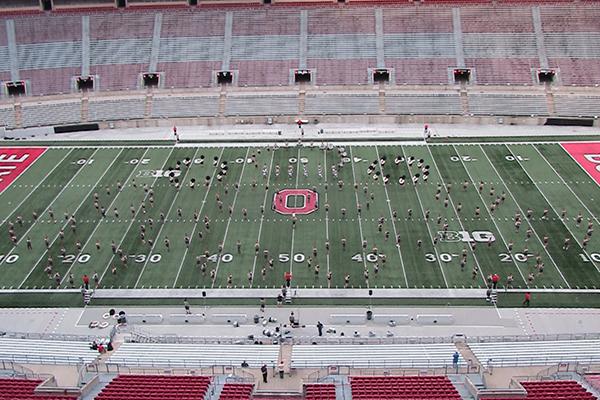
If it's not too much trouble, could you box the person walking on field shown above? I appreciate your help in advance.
[523,292,531,307]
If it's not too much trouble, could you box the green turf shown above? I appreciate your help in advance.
[0,142,599,305]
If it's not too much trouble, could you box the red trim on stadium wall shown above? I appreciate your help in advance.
[273,189,318,215]
[0,147,47,194]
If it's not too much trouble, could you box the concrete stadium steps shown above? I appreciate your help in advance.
[152,95,220,118]
[0,105,16,129]
[224,94,298,116]
[468,93,548,116]
[21,100,81,128]
[0,337,98,365]
[88,97,145,122]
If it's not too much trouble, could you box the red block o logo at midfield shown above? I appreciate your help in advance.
[273,189,318,215]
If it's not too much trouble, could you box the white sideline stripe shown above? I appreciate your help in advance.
[249,149,275,288]
[211,147,251,288]
[287,147,301,280]
[508,145,600,275]
[374,145,409,288]
[398,145,448,288]
[424,144,487,283]
[173,148,225,288]
[61,148,151,285]
[348,146,368,273]
[452,144,527,285]
[98,147,176,284]
[478,144,571,288]
[19,148,114,287]
[135,148,200,288]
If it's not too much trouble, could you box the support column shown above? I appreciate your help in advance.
[452,8,465,68]
[149,13,162,72]
[222,12,233,71]
[299,10,308,70]
[6,20,20,81]
[532,7,549,69]
[81,16,90,76]
[375,9,385,69]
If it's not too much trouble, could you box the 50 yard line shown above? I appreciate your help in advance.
[286,147,302,282]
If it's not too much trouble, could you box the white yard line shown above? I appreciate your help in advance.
[18,148,107,287]
[398,145,449,288]
[98,147,176,284]
[173,148,225,288]
[249,149,275,288]
[348,146,369,273]
[374,145,409,288]
[135,148,200,288]
[60,148,150,286]
[478,144,571,288]
[1,149,72,226]
[423,144,487,284]
[286,147,302,281]
[507,145,600,275]
[323,148,330,277]
[452,144,527,285]
[211,147,251,288]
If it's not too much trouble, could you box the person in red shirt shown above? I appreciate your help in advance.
[491,273,500,289]
[523,292,531,307]
[82,274,90,290]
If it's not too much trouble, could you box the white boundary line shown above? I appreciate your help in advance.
[135,147,200,288]
[348,146,369,275]
[374,145,409,288]
[60,148,151,286]
[508,145,600,275]
[97,147,176,285]
[173,147,225,288]
[453,144,527,285]
[211,147,251,288]
[286,147,302,282]
[1,149,73,226]
[478,144,571,288]
[249,149,275,288]
[18,148,108,287]
[397,145,449,288]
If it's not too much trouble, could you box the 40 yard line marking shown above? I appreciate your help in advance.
[479,144,571,288]
[249,149,275,288]
[348,146,368,273]
[374,145,409,288]
[98,147,176,285]
[18,148,107,287]
[1,149,73,227]
[135,147,200,288]
[211,147,251,288]
[61,148,150,286]
[173,147,225,288]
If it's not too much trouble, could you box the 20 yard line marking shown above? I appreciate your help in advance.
[61,148,150,286]
[211,147,251,288]
[374,145,409,288]
[135,147,200,288]
[173,147,225,288]
[479,144,571,287]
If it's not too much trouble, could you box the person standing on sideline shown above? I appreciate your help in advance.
[261,364,268,383]
[523,292,531,307]
[184,298,191,314]
[82,274,89,290]
[317,321,324,336]
[492,273,500,289]
[453,351,460,369]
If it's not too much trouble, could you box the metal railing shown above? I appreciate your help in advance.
[0,330,113,342]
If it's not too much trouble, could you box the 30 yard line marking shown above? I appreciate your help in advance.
[249,149,275,288]
[348,146,368,273]
[98,147,176,284]
[211,147,251,288]
[1,149,73,227]
[374,145,409,288]
[287,147,301,282]
[508,145,600,275]
[18,148,107,286]
[453,145,527,285]
[61,148,150,286]
[398,145,448,288]
[479,144,571,288]
[173,147,225,288]
[135,147,200,287]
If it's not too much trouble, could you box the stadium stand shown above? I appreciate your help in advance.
[481,380,597,400]
[0,105,16,129]
[385,93,461,115]
[291,343,458,368]
[468,93,548,116]
[225,93,297,116]
[219,382,254,400]
[108,343,279,368]
[95,374,212,400]
[350,375,462,400]
[21,100,81,128]
[0,337,98,365]
[0,377,78,400]
[554,95,600,117]
[304,383,336,400]
[304,93,379,115]
[151,95,220,118]
[468,339,600,367]
[88,97,145,122]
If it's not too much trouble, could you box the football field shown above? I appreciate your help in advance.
[0,141,599,293]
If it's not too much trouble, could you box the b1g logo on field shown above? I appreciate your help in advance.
[273,189,318,215]
[437,230,496,243]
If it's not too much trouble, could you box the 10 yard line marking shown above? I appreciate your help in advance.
[1,148,71,227]
[135,147,200,288]
[479,144,571,288]
[249,149,275,288]
[173,147,225,288]
[397,145,449,288]
[18,148,107,287]
[98,147,176,285]
[287,147,302,281]
[374,145,409,288]
[61,148,150,286]
[453,144,527,286]
[348,146,368,273]
[211,147,251,288]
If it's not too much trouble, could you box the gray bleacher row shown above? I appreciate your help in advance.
[0,337,98,365]
[468,94,549,116]
[89,98,145,122]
